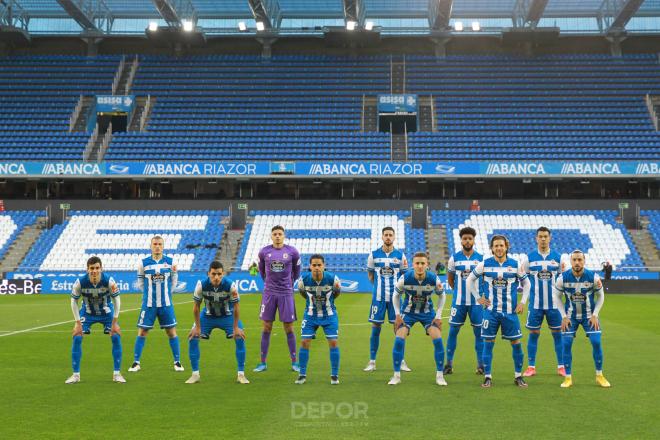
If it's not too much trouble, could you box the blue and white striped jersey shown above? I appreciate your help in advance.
[555,269,604,320]
[471,257,527,314]
[367,248,408,302]
[395,270,444,315]
[193,277,239,318]
[521,250,564,310]
[447,250,483,306]
[298,271,341,318]
[137,255,177,308]
[71,273,119,316]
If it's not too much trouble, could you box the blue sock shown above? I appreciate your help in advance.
[189,337,200,372]
[330,346,340,377]
[235,338,246,372]
[473,325,484,367]
[589,333,603,371]
[111,334,122,371]
[392,336,405,372]
[134,335,146,363]
[552,331,563,366]
[169,336,180,363]
[369,326,381,361]
[512,342,524,374]
[527,332,540,366]
[446,325,459,364]
[562,334,574,375]
[433,337,445,372]
[299,347,309,376]
[482,340,495,376]
[72,335,83,373]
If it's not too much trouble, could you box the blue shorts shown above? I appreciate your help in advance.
[562,317,602,336]
[369,299,396,324]
[137,305,177,330]
[301,314,339,340]
[80,309,113,333]
[481,309,522,340]
[449,304,483,327]
[401,312,437,334]
[526,308,563,330]
[195,314,243,339]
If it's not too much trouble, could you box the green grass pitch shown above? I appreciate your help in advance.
[1,293,659,439]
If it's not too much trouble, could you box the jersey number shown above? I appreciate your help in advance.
[139,310,145,325]
[301,319,307,329]
[370,305,378,319]
[450,307,457,317]
[482,319,489,329]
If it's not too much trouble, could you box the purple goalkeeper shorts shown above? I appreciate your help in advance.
[259,294,297,323]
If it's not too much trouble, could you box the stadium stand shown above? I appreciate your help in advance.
[641,210,660,250]
[430,210,644,271]
[238,210,425,271]
[1,54,658,160]
[105,55,391,160]
[0,211,42,262]
[0,55,119,160]
[18,210,227,272]
[407,54,660,160]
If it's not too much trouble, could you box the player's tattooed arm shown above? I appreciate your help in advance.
[297,279,307,299]
[333,275,341,298]
[446,256,455,289]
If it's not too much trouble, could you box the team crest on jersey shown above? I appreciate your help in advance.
[392,258,400,264]
[380,266,395,276]
[492,277,508,289]
[270,261,285,272]
[571,292,586,303]
[538,270,553,280]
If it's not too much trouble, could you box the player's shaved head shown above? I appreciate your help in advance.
[570,250,585,275]
[150,235,165,259]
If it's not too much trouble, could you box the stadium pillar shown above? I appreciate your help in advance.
[606,34,625,57]
[430,37,450,58]
[257,37,277,59]
[83,37,102,57]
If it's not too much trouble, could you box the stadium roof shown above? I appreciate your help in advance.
[0,0,659,37]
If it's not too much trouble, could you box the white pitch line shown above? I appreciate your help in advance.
[0,313,450,336]
[0,300,194,338]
